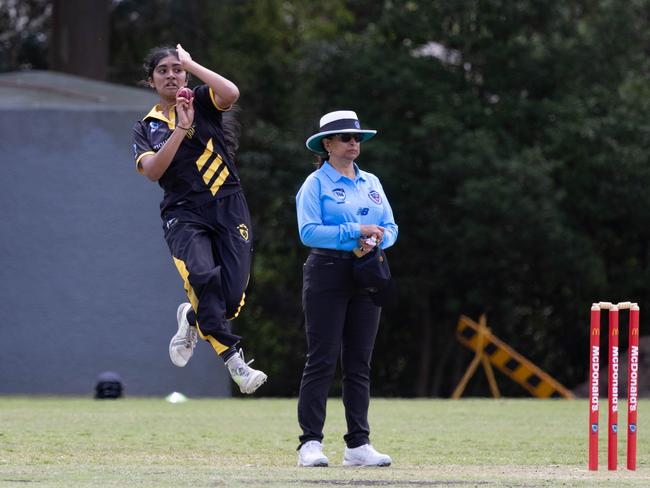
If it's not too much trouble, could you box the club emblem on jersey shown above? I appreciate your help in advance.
[368,190,382,205]
[332,188,346,201]
[183,126,195,138]
[237,224,249,242]
[149,120,162,131]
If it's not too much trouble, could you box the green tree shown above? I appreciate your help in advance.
[0,0,51,71]
[7,0,650,397]
[304,0,650,396]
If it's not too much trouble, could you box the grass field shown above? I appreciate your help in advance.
[0,397,648,487]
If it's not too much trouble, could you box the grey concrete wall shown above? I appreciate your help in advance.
[0,108,230,397]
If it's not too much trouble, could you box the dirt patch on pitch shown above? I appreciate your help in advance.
[228,464,649,487]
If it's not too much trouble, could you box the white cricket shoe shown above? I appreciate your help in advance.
[225,348,267,394]
[169,303,198,367]
[298,440,329,467]
[343,444,392,467]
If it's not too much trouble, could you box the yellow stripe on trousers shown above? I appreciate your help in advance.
[172,256,229,355]
[228,293,246,320]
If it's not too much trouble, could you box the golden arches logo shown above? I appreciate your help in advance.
[632,328,640,336]
[592,328,600,336]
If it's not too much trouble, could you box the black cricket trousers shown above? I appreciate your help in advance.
[298,251,381,449]
[162,191,253,355]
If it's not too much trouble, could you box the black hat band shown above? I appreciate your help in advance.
[319,118,362,132]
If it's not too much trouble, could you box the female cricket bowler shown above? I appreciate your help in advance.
[132,44,266,394]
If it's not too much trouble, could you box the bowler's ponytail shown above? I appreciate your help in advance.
[222,105,241,163]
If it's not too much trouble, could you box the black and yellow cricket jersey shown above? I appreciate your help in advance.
[132,84,241,214]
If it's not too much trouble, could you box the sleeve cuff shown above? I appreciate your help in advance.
[136,151,155,174]
[351,222,361,239]
[209,87,232,111]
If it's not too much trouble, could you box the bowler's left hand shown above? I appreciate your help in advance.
[176,43,193,69]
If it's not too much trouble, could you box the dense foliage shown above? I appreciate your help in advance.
[4,0,650,397]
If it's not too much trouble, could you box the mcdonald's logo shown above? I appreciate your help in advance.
[592,328,600,336]
[632,328,639,336]
[611,329,619,336]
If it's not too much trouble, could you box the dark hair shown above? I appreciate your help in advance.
[222,105,241,163]
[314,139,329,168]
[140,46,237,159]
[315,155,326,169]
[140,46,190,86]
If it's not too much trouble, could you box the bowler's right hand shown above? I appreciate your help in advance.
[175,88,194,128]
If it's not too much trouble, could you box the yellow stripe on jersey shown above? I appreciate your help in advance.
[169,110,177,130]
[194,137,231,196]
[202,154,223,186]
[210,164,230,196]
[196,138,214,171]
[172,256,229,355]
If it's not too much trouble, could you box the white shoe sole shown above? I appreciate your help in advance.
[298,460,329,467]
[239,372,268,394]
[169,338,191,367]
[169,303,194,367]
[342,459,391,467]
[176,302,191,324]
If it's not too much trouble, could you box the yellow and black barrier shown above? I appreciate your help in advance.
[452,314,575,399]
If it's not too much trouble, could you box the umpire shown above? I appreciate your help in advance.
[295,110,398,467]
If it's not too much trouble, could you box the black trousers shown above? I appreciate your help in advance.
[297,252,381,449]
[162,191,253,355]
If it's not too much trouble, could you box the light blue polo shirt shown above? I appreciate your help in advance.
[296,161,398,251]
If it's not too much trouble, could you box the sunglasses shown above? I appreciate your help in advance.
[333,133,363,143]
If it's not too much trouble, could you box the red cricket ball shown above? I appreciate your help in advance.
[177,87,193,100]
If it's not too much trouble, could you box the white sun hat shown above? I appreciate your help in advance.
[305,110,377,154]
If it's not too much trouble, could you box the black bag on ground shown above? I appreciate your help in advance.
[94,371,124,399]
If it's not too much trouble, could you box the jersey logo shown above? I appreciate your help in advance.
[237,224,250,242]
[153,137,169,151]
[332,188,346,201]
[357,208,369,216]
[183,126,195,139]
[149,120,162,131]
[368,190,382,205]
[165,217,178,230]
